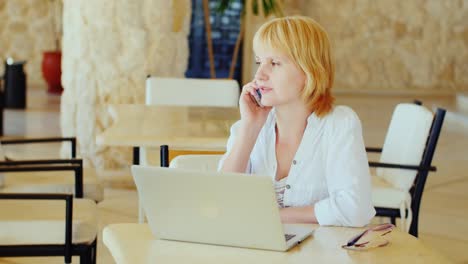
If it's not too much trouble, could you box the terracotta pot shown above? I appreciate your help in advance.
[41,51,63,94]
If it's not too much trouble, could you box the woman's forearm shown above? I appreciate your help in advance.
[280,206,318,224]
[220,122,262,173]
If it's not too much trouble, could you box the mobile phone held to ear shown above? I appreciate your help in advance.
[252,89,264,108]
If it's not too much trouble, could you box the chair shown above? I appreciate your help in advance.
[0,189,98,264]
[169,154,223,171]
[0,138,99,262]
[145,76,240,107]
[139,76,240,166]
[0,137,104,202]
[369,103,446,237]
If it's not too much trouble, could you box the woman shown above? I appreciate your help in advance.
[218,16,375,227]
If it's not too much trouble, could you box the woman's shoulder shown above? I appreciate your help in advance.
[321,105,362,130]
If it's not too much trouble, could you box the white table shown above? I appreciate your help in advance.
[103,223,450,264]
[96,104,239,150]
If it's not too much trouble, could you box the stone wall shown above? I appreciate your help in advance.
[0,0,61,88]
[298,0,468,92]
[2,0,467,93]
[61,0,191,169]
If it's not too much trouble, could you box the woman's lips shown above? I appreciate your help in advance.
[260,87,273,93]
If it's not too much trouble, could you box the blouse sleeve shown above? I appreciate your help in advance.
[217,120,252,173]
[314,108,375,227]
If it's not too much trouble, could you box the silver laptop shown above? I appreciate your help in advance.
[131,165,314,251]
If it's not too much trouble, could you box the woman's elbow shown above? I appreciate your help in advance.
[344,204,376,227]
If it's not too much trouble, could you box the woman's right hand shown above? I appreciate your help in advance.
[239,80,272,128]
[220,81,271,173]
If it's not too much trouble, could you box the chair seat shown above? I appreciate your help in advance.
[169,154,222,171]
[0,198,97,245]
[0,168,103,202]
[371,175,411,209]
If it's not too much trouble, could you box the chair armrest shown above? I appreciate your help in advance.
[0,137,77,158]
[369,161,436,172]
[374,206,408,218]
[0,159,84,198]
[0,193,73,259]
[366,147,383,153]
[0,158,82,166]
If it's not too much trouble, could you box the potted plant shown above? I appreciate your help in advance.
[203,0,283,80]
[41,0,63,94]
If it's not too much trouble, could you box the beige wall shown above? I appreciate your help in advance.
[0,0,61,88]
[294,0,468,92]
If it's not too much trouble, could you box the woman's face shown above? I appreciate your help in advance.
[254,46,306,108]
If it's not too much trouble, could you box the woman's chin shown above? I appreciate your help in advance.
[259,96,273,107]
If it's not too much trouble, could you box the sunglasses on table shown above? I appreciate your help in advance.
[342,224,395,251]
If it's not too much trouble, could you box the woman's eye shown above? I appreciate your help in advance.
[255,61,261,65]
[272,61,280,66]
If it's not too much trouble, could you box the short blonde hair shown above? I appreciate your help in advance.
[253,16,335,117]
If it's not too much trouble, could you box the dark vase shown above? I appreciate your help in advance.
[41,51,63,94]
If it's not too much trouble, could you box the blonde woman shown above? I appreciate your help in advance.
[219,16,375,227]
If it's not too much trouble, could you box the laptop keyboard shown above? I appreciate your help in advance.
[285,234,296,242]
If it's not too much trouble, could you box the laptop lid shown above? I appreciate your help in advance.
[132,165,304,251]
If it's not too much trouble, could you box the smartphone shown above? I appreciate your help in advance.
[252,89,264,108]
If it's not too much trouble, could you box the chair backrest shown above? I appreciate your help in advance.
[169,154,222,171]
[376,104,434,190]
[410,107,445,233]
[142,77,238,165]
[145,77,240,107]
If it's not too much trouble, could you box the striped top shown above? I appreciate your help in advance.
[275,177,288,208]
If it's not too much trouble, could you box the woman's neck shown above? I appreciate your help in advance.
[275,103,312,143]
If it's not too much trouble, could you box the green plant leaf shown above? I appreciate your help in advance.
[216,0,232,13]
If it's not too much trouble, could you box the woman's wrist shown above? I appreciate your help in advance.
[238,119,264,135]
[220,121,261,173]
[280,206,318,224]
[236,123,262,149]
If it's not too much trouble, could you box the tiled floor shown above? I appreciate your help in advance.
[1,89,467,263]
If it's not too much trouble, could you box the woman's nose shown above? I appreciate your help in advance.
[254,64,268,81]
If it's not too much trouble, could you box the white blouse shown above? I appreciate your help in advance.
[218,106,375,227]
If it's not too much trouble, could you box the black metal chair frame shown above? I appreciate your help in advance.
[367,107,446,237]
[0,137,97,263]
[131,145,169,167]
[0,193,97,264]
[0,137,83,198]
